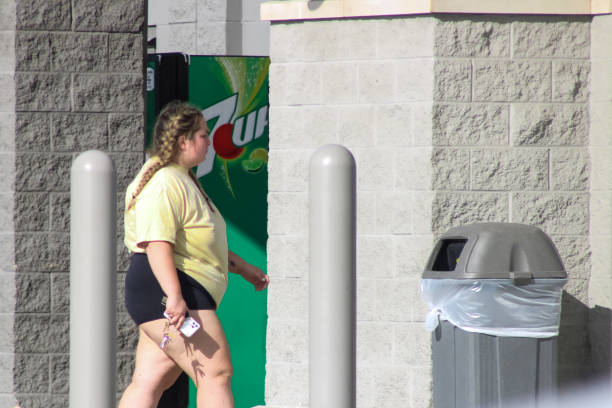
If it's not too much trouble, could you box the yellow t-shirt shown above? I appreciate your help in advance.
[124,157,228,306]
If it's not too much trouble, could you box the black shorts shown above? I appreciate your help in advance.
[125,253,217,325]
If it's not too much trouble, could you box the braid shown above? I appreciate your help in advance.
[127,100,203,211]
[126,159,165,210]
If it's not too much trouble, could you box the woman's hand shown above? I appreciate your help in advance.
[240,263,270,291]
[228,250,269,291]
[164,294,188,329]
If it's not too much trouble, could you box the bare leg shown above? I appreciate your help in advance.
[118,328,182,408]
[139,310,234,408]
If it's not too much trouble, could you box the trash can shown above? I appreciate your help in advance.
[420,223,567,408]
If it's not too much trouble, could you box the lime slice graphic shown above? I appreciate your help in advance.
[242,158,265,173]
[249,148,268,163]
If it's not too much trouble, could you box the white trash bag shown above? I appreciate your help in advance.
[420,278,566,338]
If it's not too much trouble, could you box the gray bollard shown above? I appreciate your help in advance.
[70,150,117,408]
[309,144,356,408]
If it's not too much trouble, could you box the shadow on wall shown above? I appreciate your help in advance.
[558,292,611,387]
[588,305,612,375]
[308,1,324,11]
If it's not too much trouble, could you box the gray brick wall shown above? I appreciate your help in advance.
[149,0,270,56]
[267,17,436,408]
[5,0,146,406]
[267,12,609,407]
[432,14,594,384]
[0,0,17,406]
[588,13,612,377]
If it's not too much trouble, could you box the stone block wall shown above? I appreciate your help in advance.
[149,0,270,56]
[267,17,436,408]
[589,13,612,376]
[150,0,217,54]
[0,0,17,407]
[227,0,270,56]
[267,13,610,407]
[432,15,594,384]
[2,0,146,406]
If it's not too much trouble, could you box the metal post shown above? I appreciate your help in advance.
[70,150,117,408]
[309,144,357,407]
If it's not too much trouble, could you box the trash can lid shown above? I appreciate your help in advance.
[422,223,566,280]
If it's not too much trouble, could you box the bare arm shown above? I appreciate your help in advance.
[228,250,269,291]
[144,241,188,328]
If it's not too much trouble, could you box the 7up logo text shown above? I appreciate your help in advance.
[197,93,269,178]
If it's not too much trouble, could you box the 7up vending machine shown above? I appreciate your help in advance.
[147,55,269,408]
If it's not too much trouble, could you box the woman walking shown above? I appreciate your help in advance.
[118,101,269,408]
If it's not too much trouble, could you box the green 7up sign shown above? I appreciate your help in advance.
[197,93,269,179]
[188,56,269,408]
[146,54,269,408]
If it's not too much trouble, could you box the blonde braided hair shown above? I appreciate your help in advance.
[127,101,203,211]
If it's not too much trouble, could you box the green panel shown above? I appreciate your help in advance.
[188,56,270,408]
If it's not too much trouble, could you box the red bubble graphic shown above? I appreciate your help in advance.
[213,123,244,160]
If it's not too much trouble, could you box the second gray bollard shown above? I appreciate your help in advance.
[309,144,356,408]
[70,150,117,408]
